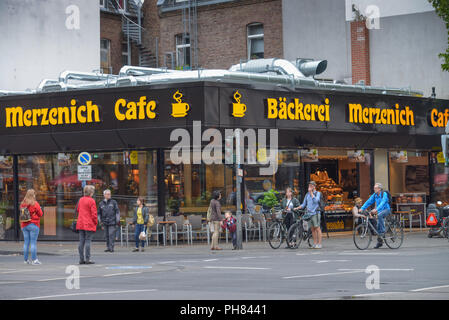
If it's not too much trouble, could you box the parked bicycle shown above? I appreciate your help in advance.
[267,209,293,249]
[353,211,404,250]
[287,210,313,249]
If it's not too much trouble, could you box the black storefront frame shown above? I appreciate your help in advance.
[0,80,447,240]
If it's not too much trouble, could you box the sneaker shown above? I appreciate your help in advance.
[374,242,383,249]
[315,244,322,249]
[24,260,31,265]
[310,244,316,249]
[79,260,86,265]
[140,248,145,252]
[31,259,42,265]
[132,248,139,252]
[104,249,111,252]
[85,260,95,265]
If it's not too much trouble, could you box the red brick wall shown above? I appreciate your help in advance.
[100,11,139,74]
[146,0,283,69]
[350,20,370,85]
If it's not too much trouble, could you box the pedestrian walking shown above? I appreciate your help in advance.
[98,189,120,253]
[281,187,301,248]
[20,189,43,265]
[299,181,323,249]
[209,190,223,251]
[129,197,149,252]
[76,185,98,264]
[360,183,391,249]
[221,211,237,250]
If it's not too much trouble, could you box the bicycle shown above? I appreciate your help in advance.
[267,209,293,249]
[287,210,313,249]
[353,211,404,250]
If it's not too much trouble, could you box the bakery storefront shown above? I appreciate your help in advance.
[0,81,447,240]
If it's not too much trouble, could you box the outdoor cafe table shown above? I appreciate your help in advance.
[159,221,176,246]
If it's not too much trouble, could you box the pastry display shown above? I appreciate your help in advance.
[311,170,352,213]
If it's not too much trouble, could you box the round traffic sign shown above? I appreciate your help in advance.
[78,152,92,165]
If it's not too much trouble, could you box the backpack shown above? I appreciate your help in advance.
[19,207,31,223]
[383,191,393,208]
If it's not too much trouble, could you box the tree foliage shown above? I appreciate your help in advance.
[429,0,449,71]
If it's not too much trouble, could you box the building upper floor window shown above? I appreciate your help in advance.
[122,42,130,66]
[175,33,191,69]
[101,39,111,74]
[247,23,264,60]
[100,0,106,9]
[117,0,128,12]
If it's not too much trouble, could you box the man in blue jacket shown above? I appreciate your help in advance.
[360,183,391,249]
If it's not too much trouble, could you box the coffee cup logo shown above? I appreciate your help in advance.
[172,90,190,118]
[232,91,246,118]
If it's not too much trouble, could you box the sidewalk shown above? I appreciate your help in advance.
[0,228,440,256]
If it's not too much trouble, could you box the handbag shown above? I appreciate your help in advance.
[19,207,31,223]
[139,226,147,241]
[147,214,155,227]
[70,200,80,233]
[302,212,313,221]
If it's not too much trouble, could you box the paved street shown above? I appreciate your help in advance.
[0,231,448,300]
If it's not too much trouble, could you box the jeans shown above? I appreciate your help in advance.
[78,230,94,262]
[104,225,116,251]
[377,209,391,235]
[22,224,39,262]
[284,211,295,231]
[230,231,237,248]
[135,224,146,248]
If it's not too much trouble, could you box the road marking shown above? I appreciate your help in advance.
[338,252,398,255]
[0,269,41,274]
[353,291,403,297]
[18,289,157,300]
[158,261,176,264]
[0,281,25,285]
[338,268,414,272]
[314,260,330,263]
[203,266,271,270]
[103,272,142,277]
[105,266,152,270]
[410,284,449,292]
[283,270,364,279]
[241,257,257,259]
[203,259,219,262]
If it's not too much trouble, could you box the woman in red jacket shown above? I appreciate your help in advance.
[76,185,98,265]
[20,189,43,265]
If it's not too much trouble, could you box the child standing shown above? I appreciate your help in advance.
[222,211,237,250]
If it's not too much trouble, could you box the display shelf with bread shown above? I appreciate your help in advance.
[310,171,353,215]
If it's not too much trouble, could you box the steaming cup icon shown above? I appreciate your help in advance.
[232,91,246,117]
[172,90,190,118]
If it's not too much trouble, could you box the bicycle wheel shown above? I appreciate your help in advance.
[442,218,449,239]
[353,224,372,250]
[268,222,283,249]
[287,222,303,249]
[384,220,404,249]
[306,229,313,248]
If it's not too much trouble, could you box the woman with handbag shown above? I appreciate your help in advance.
[20,189,43,265]
[76,185,98,264]
[210,190,223,251]
[129,197,149,252]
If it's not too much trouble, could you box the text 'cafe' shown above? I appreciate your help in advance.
[0,80,447,241]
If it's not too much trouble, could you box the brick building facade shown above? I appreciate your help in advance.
[100,8,139,74]
[143,0,283,70]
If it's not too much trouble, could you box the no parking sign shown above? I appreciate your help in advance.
[78,152,92,165]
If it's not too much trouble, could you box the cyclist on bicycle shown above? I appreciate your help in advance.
[360,183,391,249]
[281,187,301,248]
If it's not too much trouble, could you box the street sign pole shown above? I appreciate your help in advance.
[235,130,243,250]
